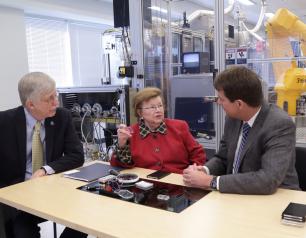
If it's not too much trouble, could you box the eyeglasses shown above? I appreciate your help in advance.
[140,105,164,111]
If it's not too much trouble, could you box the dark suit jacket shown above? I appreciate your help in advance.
[0,106,84,188]
[206,102,300,194]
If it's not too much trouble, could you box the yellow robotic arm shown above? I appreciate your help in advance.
[266,8,306,115]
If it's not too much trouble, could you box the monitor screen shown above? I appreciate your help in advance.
[175,97,215,136]
[183,53,200,68]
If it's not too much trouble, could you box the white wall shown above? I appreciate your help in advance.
[70,23,110,86]
[0,6,28,110]
[0,0,114,110]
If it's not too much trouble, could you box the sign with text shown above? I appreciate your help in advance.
[236,48,248,64]
[225,48,236,65]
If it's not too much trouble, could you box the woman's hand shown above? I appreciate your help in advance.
[117,124,133,148]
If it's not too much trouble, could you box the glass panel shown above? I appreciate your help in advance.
[167,1,217,152]
[172,32,180,75]
[101,30,129,85]
[194,37,203,52]
[78,178,210,213]
[142,0,169,90]
[141,1,223,153]
[223,1,306,146]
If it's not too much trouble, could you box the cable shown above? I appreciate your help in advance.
[81,110,91,144]
[240,0,266,41]
[92,103,103,117]
[187,0,235,23]
[93,120,105,154]
[122,26,131,64]
[125,27,131,48]
[112,89,121,107]
[241,0,266,34]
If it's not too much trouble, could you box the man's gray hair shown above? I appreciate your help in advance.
[18,72,56,106]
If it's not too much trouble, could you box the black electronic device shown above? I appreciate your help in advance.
[228,24,235,39]
[182,52,209,74]
[182,11,190,28]
[147,170,170,180]
[113,0,130,28]
[282,202,306,222]
[118,66,134,78]
[175,97,215,137]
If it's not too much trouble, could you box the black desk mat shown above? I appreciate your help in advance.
[78,178,210,213]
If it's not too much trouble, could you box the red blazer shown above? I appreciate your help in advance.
[111,119,206,174]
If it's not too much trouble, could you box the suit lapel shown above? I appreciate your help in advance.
[238,102,270,166]
[228,120,242,172]
[45,117,55,163]
[15,107,27,170]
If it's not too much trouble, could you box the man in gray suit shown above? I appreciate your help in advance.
[183,66,300,194]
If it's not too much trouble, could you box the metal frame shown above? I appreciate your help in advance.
[214,0,226,151]
[129,0,145,89]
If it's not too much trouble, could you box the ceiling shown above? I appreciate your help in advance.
[187,0,306,23]
[0,0,305,26]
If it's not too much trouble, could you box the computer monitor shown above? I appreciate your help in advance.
[175,97,215,136]
[182,52,209,74]
[183,53,200,68]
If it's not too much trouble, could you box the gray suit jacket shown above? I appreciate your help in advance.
[206,102,300,194]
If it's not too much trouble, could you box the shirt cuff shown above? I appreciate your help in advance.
[203,166,210,175]
[42,165,55,175]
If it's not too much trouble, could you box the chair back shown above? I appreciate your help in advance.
[295,147,306,191]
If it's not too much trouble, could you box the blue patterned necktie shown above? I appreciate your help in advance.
[233,123,251,174]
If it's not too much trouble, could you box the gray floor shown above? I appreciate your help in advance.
[39,221,95,238]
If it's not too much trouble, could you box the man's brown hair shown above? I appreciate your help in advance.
[214,66,263,107]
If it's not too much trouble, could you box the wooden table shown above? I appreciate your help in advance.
[0,162,306,238]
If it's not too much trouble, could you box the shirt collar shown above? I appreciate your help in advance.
[244,106,261,128]
[24,107,45,129]
[139,120,167,138]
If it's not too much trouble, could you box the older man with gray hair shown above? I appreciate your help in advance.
[0,72,86,237]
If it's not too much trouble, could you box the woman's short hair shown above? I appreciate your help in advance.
[18,72,56,106]
[214,66,263,107]
[133,87,163,117]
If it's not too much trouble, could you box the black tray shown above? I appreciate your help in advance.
[78,178,210,213]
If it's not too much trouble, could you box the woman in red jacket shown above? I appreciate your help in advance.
[110,87,206,174]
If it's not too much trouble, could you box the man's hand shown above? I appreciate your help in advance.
[31,168,46,179]
[185,163,205,172]
[183,165,213,189]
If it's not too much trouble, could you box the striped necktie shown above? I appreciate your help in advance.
[32,121,43,173]
[233,123,251,174]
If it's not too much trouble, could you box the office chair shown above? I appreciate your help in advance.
[53,222,57,238]
[295,147,306,191]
